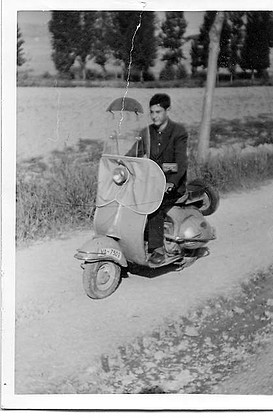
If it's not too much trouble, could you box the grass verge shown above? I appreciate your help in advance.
[188,143,273,193]
[16,139,102,243]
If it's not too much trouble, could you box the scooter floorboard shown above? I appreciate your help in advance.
[148,254,183,269]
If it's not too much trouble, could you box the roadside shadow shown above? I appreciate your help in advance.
[125,247,210,279]
[188,114,273,149]
[127,263,179,279]
[138,385,166,394]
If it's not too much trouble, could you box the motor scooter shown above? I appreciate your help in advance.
[74,97,219,299]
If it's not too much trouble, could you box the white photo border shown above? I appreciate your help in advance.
[2,0,273,411]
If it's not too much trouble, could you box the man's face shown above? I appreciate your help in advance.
[150,104,169,129]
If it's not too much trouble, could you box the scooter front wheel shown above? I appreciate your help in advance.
[82,261,121,299]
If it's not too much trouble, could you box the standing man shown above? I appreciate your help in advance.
[148,93,188,265]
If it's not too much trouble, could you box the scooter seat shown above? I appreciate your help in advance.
[187,183,206,199]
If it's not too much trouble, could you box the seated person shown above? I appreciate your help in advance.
[147,93,188,265]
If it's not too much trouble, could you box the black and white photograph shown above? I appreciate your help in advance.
[2,0,273,411]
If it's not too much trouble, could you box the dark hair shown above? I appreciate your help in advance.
[149,93,171,110]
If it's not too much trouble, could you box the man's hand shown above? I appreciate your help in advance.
[165,182,175,194]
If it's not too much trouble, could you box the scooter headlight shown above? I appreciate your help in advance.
[113,166,128,185]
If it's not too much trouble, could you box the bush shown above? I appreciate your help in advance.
[122,68,155,82]
[176,64,188,79]
[85,68,104,80]
[16,141,103,243]
[159,65,176,81]
[159,64,189,81]
[188,145,273,193]
[191,69,207,80]
[143,70,155,81]
[103,70,120,80]
[124,68,141,82]
[56,70,75,80]
[42,71,53,79]
[17,70,30,80]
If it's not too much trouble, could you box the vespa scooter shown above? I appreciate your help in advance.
[75,97,219,299]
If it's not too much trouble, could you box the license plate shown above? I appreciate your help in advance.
[99,248,122,260]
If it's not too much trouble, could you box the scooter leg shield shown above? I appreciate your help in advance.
[74,235,127,267]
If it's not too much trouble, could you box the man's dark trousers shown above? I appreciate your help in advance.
[148,192,181,252]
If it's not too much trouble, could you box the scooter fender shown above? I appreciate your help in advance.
[74,235,127,267]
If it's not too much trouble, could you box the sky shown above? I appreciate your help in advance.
[18,10,204,75]
[18,10,204,35]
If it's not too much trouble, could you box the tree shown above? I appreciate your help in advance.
[91,12,114,73]
[227,12,244,82]
[107,11,138,79]
[198,11,217,69]
[17,25,25,67]
[197,12,225,164]
[159,11,187,72]
[74,11,114,79]
[240,12,271,79]
[74,12,97,80]
[269,12,273,47]
[190,36,201,77]
[48,12,81,77]
[109,11,157,80]
[49,11,113,79]
[191,11,245,81]
[217,17,232,71]
[131,11,157,80]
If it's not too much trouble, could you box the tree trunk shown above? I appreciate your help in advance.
[101,64,107,79]
[230,72,233,84]
[197,12,225,164]
[191,66,197,78]
[82,64,86,81]
[216,70,219,86]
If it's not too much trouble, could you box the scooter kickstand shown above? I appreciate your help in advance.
[174,260,187,271]
[176,256,198,270]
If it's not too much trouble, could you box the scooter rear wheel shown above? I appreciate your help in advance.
[187,179,220,216]
[83,261,121,299]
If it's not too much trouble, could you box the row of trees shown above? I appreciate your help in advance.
[17,11,186,80]
[47,11,187,80]
[17,25,26,67]
[18,11,273,80]
[191,11,273,80]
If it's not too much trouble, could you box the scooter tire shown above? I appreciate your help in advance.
[188,179,220,216]
[83,261,121,300]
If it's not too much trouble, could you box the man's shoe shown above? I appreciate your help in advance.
[149,247,165,265]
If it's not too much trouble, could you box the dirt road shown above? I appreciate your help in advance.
[15,181,273,394]
[214,339,273,395]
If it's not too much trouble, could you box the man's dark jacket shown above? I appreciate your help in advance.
[149,118,188,196]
